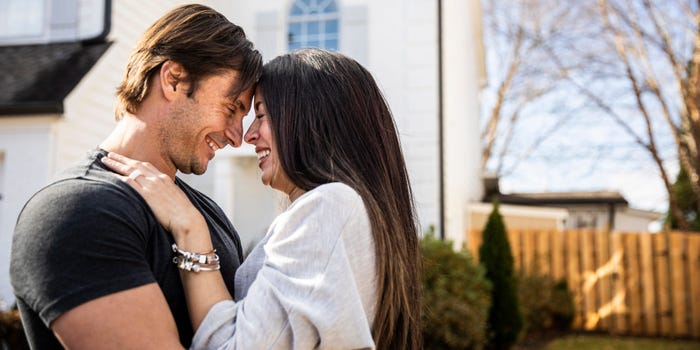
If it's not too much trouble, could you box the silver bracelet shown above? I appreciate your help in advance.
[171,243,220,264]
[173,255,221,272]
[171,243,221,272]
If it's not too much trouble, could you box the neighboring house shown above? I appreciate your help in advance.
[496,191,663,232]
[0,0,486,304]
[469,201,569,232]
[479,177,663,232]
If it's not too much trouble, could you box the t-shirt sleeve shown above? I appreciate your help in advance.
[191,183,376,350]
[10,179,158,327]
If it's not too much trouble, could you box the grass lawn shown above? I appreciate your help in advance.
[541,334,700,350]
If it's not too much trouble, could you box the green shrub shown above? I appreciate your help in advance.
[421,233,492,350]
[517,272,575,334]
[666,166,700,231]
[550,279,575,329]
[479,201,523,350]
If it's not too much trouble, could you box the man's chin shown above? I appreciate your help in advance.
[178,162,208,176]
[192,166,207,175]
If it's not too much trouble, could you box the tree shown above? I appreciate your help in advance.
[546,0,700,230]
[481,0,592,176]
[479,201,523,349]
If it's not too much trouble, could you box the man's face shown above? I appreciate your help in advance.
[160,69,255,175]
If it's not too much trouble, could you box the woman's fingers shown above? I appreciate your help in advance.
[99,151,201,234]
[101,152,158,181]
[100,154,130,176]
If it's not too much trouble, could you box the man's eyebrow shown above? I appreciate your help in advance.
[225,80,244,98]
[225,88,240,99]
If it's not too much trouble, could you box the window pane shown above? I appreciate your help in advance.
[324,19,338,34]
[0,0,109,45]
[0,0,45,39]
[307,21,319,36]
[290,3,305,15]
[289,22,302,36]
[79,0,106,39]
[289,42,302,51]
[325,39,338,51]
[322,0,338,13]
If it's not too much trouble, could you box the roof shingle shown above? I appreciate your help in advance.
[0,41,111,115]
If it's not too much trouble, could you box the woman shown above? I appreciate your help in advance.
[102,48,421,349]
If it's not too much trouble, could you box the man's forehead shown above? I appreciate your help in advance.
[221,70,244,98]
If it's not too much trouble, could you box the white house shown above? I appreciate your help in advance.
[0,0,485,305]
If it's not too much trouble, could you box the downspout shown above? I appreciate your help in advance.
[437,0,445,240]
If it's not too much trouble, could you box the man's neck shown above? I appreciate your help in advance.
[100,113,177,179]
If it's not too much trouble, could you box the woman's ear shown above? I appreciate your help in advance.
[160,60,189,100]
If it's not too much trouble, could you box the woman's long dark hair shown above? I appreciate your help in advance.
[258,48,421,349]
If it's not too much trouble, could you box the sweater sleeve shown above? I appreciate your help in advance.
[191,183,376,350]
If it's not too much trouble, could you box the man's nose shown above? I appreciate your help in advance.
[225,127,242,148]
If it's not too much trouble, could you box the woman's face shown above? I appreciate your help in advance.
[244,88,302,201]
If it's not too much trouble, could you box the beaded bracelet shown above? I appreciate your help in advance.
[171,243,220,272]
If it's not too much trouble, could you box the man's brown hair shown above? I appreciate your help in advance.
[115,4,262,119]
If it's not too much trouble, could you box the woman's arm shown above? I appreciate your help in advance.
[101,152,231,329]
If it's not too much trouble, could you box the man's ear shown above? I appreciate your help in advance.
[160,61,189,100]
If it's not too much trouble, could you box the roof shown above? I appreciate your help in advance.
[0,41,111,115]
[491,191,629,206]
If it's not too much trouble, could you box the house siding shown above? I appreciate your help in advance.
[0,117,57,303]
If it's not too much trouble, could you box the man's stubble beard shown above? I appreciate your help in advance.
[160,100,209,175]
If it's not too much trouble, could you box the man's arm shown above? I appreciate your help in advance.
[52,283,185,350]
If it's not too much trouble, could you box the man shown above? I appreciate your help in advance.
[10,4,262,349]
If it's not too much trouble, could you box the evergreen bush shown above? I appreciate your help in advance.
[479,201,523,350]
[421,232,492,350]
[666,166,700,231]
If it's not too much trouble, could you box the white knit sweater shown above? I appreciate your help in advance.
[191,183,377,350]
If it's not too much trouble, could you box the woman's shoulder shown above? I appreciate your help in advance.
[298,182,361,204]
[276,182,365,231]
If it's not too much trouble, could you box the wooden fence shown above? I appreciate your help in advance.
[467,229,700,339]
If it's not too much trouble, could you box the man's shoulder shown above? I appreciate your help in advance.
[17,160,147,236]
[30,151,137,206]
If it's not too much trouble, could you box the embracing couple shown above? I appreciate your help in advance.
[10,4,421,350]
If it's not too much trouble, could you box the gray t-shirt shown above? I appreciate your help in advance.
[194,182,377,349]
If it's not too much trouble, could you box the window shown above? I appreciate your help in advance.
[288,0,339,51]
[0,0,110,46]
[0,0,45,40]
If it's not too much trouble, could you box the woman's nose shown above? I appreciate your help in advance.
[244,125,257,145]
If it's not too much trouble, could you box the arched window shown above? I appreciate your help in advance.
[288,0,339,51]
